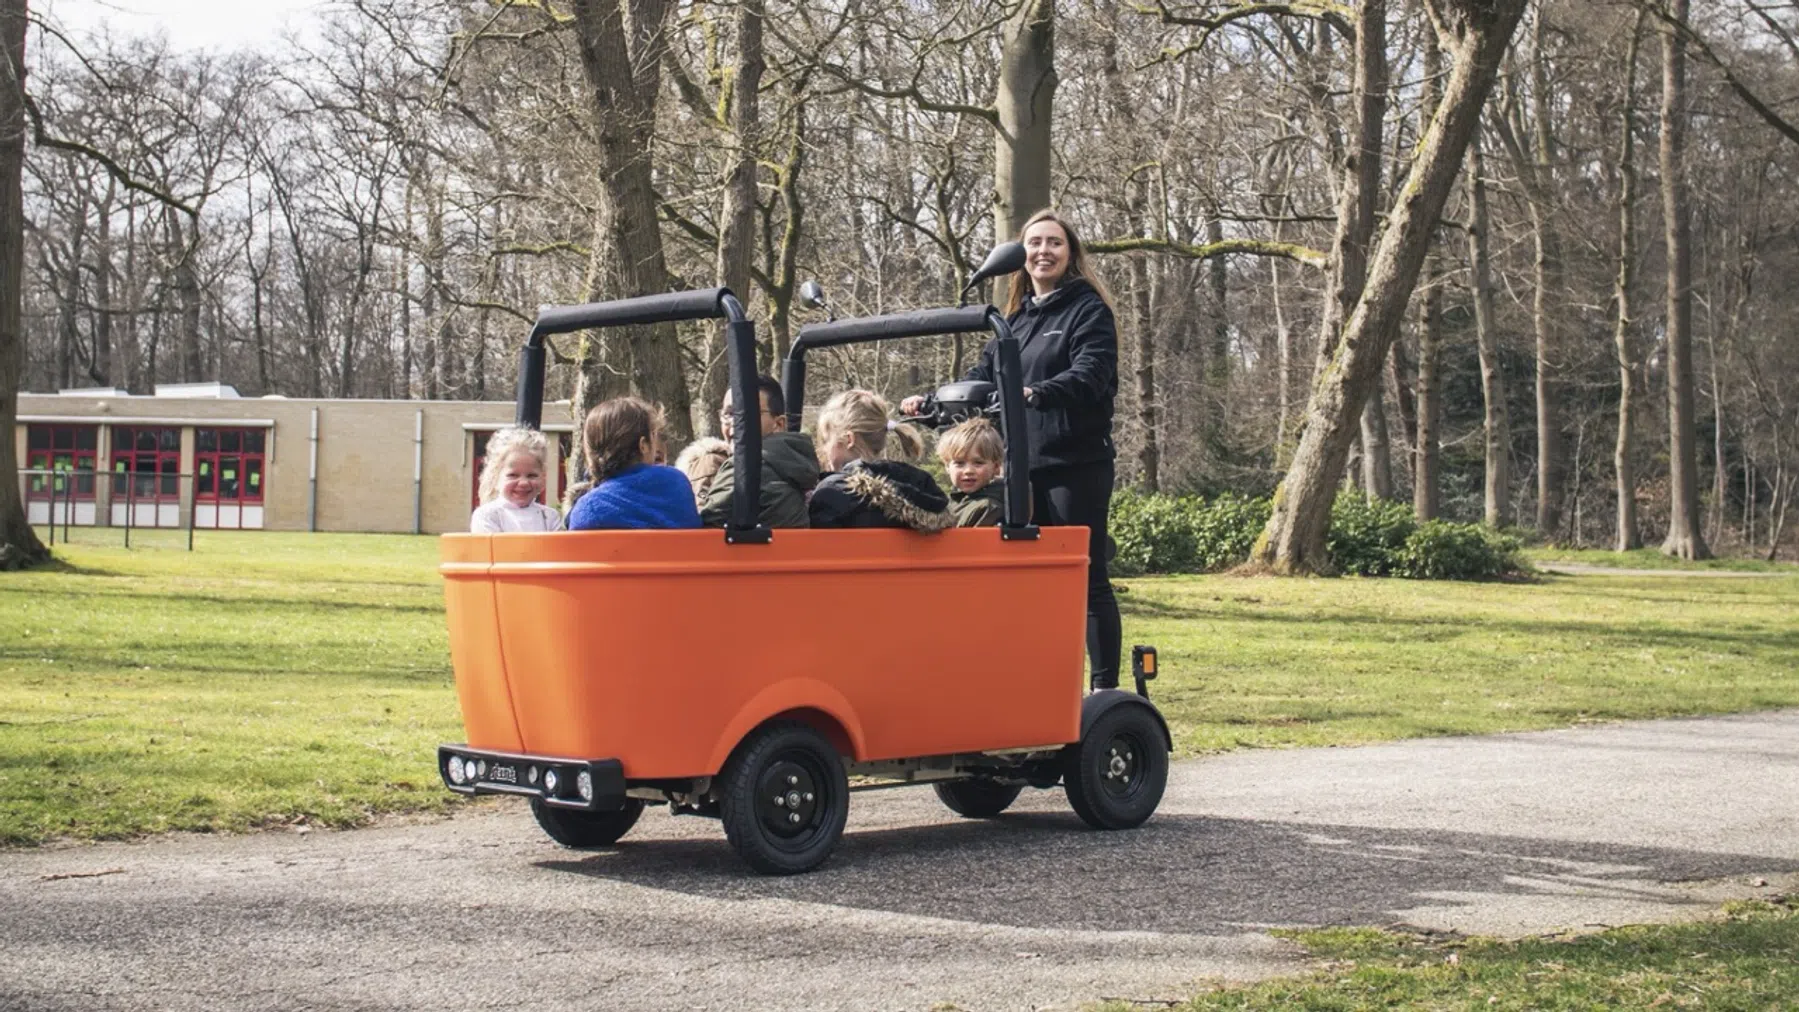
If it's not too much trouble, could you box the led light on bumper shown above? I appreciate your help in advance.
[576,770,593,803]
[447,756,467,785]
[542,769,560,796]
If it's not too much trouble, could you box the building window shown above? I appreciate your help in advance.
[110,426,182,500]
[193,428,267,529]
[24,424,98,500]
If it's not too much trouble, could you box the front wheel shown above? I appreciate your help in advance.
[1062,704,1168,830]
[719,721,850,875]
[531,797,645,848]
[934,779,1024,818]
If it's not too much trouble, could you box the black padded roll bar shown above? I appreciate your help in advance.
[513,287,769,544]
[783,305,1037,539]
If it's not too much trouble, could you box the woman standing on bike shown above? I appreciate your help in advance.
[903,209,1122,690]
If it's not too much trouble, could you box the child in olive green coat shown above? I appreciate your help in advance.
[938,418,1008,528]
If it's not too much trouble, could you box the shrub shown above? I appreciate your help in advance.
[1395,521,1527,580]
[1110,490,1200,576]
[1326,495,1417,576]
[1109,489,1523,580]
[1191,493,1272,571]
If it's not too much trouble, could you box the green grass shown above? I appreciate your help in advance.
[1090,897,1799,1010]
[1123,570,1799,753]
[1,531,464,845]
[1527,546,1799,572]
[3,532,1798,845]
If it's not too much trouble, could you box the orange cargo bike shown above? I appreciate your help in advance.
[438,245,1171,874]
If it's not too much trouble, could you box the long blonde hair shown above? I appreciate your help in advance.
[1002,208,1117,316]
[477,426,551,504]
[815,389,924,466]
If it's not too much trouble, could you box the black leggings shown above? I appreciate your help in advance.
[1032,460,1121,690]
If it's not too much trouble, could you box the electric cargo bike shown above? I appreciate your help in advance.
[437,245,1171,874]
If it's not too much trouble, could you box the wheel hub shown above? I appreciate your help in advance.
[759,760,821,838]
[1100,735,1143,798]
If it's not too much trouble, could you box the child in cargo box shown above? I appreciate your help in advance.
[807,390,953,531]
[469,426,564,533]
[565,397,702,531]
[937,417,1009,528]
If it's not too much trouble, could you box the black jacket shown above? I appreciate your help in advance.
[808,460,953,531]
[948,480,1008,528]
[966,277,1117,470]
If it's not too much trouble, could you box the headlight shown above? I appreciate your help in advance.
[447,756,467,785]
[577,770,593,802]
[543,769,560,796]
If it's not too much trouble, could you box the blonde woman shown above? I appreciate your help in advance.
[902,209,1121,688]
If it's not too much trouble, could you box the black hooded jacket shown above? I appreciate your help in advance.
[965,277,1117,471]
[808,460,953,531]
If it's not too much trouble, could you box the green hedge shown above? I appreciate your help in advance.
[1110,489,1526,580]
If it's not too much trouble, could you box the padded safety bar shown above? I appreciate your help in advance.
[511,287,767,543]
[530,289,734,339]
[781,305,1037,537]
[792,305,994,351]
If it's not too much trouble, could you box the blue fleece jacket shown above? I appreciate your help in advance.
[566,464,702,531]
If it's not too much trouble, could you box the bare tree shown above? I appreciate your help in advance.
[1659,0,1708,559]
[1252,0,1530,573]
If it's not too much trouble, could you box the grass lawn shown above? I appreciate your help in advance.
[1,531,463,846]
[1089,897,1799,1011]
[3,531,1798,845]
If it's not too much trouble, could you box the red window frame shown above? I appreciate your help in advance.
[24,424,98,501]
[110,426,182,504]
[194,427,267,506]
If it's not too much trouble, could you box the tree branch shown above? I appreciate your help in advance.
[1089,235,1327,268]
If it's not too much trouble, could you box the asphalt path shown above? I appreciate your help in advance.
[5,711,1798,1012]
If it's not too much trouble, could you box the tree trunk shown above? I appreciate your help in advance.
[1659,0,1709,560]
[993,0,1056,237]
[1360,387,1393,499]
[1413,29,1444,520]
[1252,0,1528,573]
[1528,14,1565,539]
[167,211,204,384]
[1613,8,1645,551]
[1467,129,1511,528]
[705,0,764,436]
[0,0,48,568]
[1205,213,1230,454]
[571,0,692,440]
[1312,0,1389,388]
[88,179,115,387]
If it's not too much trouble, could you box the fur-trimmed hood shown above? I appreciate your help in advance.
[808,460,953,532]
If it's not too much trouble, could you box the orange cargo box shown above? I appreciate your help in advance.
[441,527,1091,779]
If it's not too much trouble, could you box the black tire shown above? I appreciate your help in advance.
[1062,704,1168,830]
[531,797,645,848]
[934,779,1024,818]
[719,721,849,875]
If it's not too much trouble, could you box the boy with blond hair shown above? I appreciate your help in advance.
[937,418,1008,528]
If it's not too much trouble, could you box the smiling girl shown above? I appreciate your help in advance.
[470,427,565,533]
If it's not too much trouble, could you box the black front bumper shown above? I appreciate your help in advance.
[437,745,627,811]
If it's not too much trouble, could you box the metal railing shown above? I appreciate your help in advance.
[16,468,265,551]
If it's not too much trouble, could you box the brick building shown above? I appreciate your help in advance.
[15,384,575,534]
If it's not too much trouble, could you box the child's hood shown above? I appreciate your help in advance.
[841,460,953,531]
[762,432,822,490]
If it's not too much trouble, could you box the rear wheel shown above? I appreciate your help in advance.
[934,779,1024,818]
[531,797,645,848]
[1063,705,1168,830]
[719,721,849,875]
